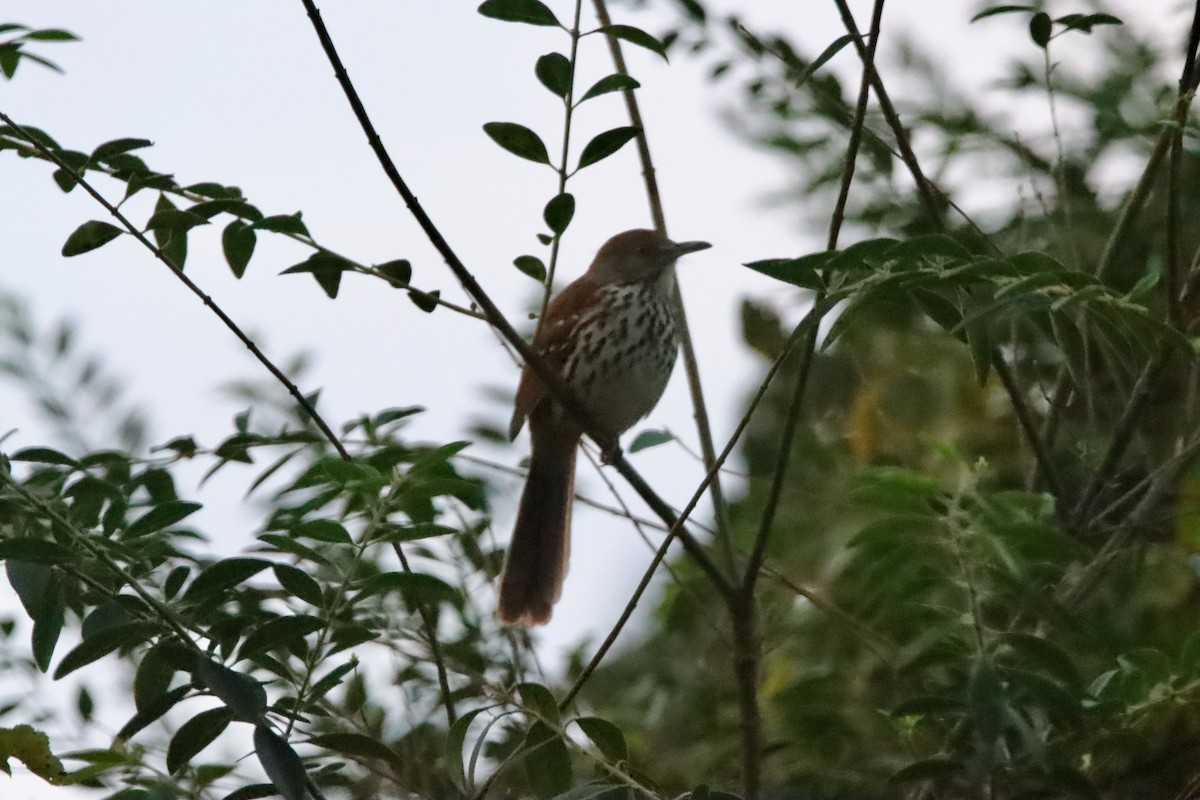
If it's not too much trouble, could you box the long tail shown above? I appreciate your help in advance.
[498,413,577,626]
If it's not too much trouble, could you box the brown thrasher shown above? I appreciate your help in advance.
[498,228,711,625]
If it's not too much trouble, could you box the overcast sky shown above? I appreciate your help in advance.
[0,0,1185,795]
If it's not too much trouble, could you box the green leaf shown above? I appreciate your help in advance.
[576,126,639,170]
[292,519,353,545]
[167,707,232,774]
[273,564,323,607]
[408,289,441,313]
[134,644,179,713]
[483,122,551,165]
[355,571,461,608]
[144,208,208,232]
[61,220,123,257]
[189,198,263,221]
[221,220,256,278]
[124,500,202,538]
[629,429,673,453]
[968,656,1006,742]
[578,74,639,103]
[792,34,855,90]
[194,657,267,721]
[518,682,560,726]
[26,29,80,42]
[543,193,575,236]
[32,600,65,673]
[514,255,547,282]
[253,213,308,236]
[309,732,402,770]
[0,45,21,79]
[535,52,572,98]
[478,0,560,26]
[524,721,571,799]
[182,557,273,602]
[743,253,830,290]
[446,707,487,789]
[377,258,413,285]
[595,25,667,60]
[53,622,158,679]
[1056,13,1122,34]
[970,5,1035,23]
[1029,12,1052,47]
[116,685,191,743]
[280,253,354,299]
[309,659,357,702]
[238,614,325,659]
[253,726,307,800]
[164,565,191,599]
[0,539,75,565]
[574,717,627,762]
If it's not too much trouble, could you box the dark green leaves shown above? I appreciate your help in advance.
[543,193,574,236]
[222,220,256,278]
[167,707,232,774]
[578,74,639,103]
[356,571,461,609]
[576,126,639,170]
[194,657,267,721]
[0,539,76,565]
[11,447,77,467]
[574,717,628,762]
[970,5,1035,23]
[280,253,355,299]
[1029,12,1052,48]
[254,726,307,800]
[124,500,202,538]
[478,0,560,27]
[514,255,547,282]
[523,721,571,798]
[483,122,551,165]
[595,25,667,60]
[182,557,273,603]
[91,137,153,161]
[61,220,123,257]
[238,614,325,659]
[53,622,158,679]
[309,732,402,770]
[629,429,673,453]
[535,52,572,98]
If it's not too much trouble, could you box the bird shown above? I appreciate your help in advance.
[498,228,711,625]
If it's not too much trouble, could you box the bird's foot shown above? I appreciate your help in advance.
[599,439,623,466]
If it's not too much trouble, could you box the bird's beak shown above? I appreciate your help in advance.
[668,240,712,257]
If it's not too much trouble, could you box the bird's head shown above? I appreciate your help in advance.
[587,228,711,284]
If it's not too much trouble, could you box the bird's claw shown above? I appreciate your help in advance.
[599,440,623,466]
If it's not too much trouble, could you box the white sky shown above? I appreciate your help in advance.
[0,0,1186,795]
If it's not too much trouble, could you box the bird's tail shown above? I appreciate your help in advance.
[498,414,577,626]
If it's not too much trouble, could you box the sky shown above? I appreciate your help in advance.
[0,0,1186,795]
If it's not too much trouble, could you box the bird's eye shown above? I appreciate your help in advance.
[637,246,649,255]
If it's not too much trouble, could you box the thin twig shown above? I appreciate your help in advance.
[592,0,738,578]
[297,0,733,595]
[538,0,584,320]
[0,110,352,462]
[391,541,456,726]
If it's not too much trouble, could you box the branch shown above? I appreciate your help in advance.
[592,0,738,576]
[0,110,352,462]
[558,309,820,711]
[296,0,733,596]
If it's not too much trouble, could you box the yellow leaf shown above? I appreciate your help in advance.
[0,725,66,784]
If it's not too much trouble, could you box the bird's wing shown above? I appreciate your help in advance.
[508,277,597,440]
